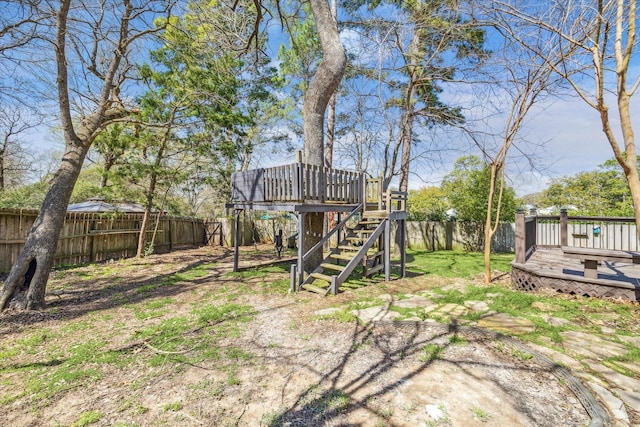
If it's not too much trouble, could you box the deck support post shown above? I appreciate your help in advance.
[290,264,297,293]
[399,219,406,278]
[297,212,305,290]
[384,218,391,281]
[233,209,241,272]
[330,276,338,295]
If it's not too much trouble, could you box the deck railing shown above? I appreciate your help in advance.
[232,163,373,205]
[515,209,640,263]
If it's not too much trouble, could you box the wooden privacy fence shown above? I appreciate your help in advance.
[0,209,212,273]
[248,215,516,253]
[404,221,515,252]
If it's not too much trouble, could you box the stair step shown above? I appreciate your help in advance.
[355,229,376,234]
[359,219,381,225]
[345,236,364,242]
[302,283,329,295]
[321,263,346,272]
[310,272,333,283]
[337,245,359,251]
[363,210,388,218]
[365,250,384,259]
[330,253,354,261]
[337,245,379,255]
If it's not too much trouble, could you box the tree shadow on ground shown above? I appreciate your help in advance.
[0,247,273,332]
[258,307,592,427]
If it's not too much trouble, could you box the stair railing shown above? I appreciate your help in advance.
[383,190,408,213]
[333,219,387,292]
[300,202,364,275]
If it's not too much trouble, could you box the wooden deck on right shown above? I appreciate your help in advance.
[512,247,640,301]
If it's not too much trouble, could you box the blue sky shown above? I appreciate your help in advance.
[509,97,638,196]
[403,94,638,197]
[22,2,640,199]
[26,82,634,198]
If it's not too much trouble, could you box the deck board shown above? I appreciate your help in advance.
[528,248,640,283]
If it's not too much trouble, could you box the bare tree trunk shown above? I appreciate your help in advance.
[304,0,345,164]
[396,0,421,193]
[322,0,339,252]
[483,163,505,284]
[136,133,167,257]
[0,0,154,311]
[324,0,338,169]
[397,109,413,193]
[607,88,640,240]
[100,152,115,189]
[137,206,152,258]
[0,143,88,309]
[0,148,5,190]
[303,0,346,271]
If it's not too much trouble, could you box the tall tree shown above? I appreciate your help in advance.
[343,0,487,191]
[0,104,41,190]
[303,0,346,164]
[469,14,565,283]
[442,155,516,251]
[324,0,338,168]
[0,0,174,311]
[492,0,640,239]
[92,124,132,189]
[539,159,636,217]
[302,0,346,269]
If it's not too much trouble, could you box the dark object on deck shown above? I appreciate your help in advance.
[287,233,297,249]
[275,230,284,259]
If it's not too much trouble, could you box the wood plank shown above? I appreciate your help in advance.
[321,262,346,272]
[301,283,329,294]
[311,272,333,282]
[562,246,640,264]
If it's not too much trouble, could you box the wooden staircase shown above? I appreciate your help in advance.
[300,210,388,295]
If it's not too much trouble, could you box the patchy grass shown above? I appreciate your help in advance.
[472,407,492,422]
[0,289,256,412]
[136,262,217,293]
[419,344,445,362]
[70,410,102,426]
[405,249,513,278]
[449,334,467,345]
[132,303,256,367]
[1,246,638,426]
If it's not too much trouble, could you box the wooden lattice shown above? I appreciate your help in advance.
[511,264,639,302]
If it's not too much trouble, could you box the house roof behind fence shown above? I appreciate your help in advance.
[67,198,149,213]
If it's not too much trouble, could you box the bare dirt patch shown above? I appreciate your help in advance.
[1,246,591,426]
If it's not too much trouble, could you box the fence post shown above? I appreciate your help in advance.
[515,209,525,264]
[530,208,537,252]
[445,221,453,250]
[168,218,173,250]
[233,210,241,272]
[560,209,568,247]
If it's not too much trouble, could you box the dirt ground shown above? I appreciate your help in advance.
[0,246,592,426]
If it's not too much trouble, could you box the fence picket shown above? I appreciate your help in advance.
[0,209,208,273]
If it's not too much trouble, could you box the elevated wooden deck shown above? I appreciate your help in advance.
[229,161,408,219]
[228,160,408,291]
[513,210,640,301]
[512,248,640,300]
